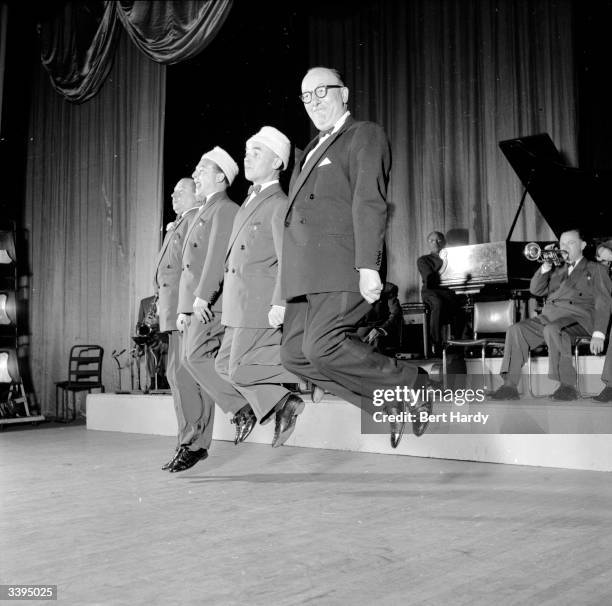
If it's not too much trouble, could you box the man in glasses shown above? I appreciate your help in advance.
[279,66,432,448]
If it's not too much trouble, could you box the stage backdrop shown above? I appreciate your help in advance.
[307,0,575,300]
[24,31,166,413]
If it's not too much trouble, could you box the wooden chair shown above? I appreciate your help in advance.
[55,345,104,421]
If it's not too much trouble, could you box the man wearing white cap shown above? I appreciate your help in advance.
[169,146,240,472]
[212,126,305,448]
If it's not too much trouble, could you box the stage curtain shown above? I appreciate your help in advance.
[307,0,575,301]
[24,31,166,413]
[39,0,232,103]
[40,1,120,103]
[116,0,233,64]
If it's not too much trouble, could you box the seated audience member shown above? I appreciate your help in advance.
[356,281,402,354]
[490,228,612,401]
[417,231,463,356]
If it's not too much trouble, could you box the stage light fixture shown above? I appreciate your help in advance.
[0,292,16,325]
[0,230,16,265]
[0,349,20,383]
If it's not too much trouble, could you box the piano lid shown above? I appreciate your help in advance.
[499,133,612,239]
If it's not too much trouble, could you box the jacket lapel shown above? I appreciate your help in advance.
[288,116,354,205]
[181,192,222,254]
[226,184,281,258]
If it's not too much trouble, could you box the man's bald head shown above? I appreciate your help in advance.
[171,178,197,215]
[301,66,349,132]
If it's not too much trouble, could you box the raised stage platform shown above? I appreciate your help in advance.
[87,356,612,472]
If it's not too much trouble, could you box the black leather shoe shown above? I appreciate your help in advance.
[231,406,257,445]
[272,394,305,448]
[593,386,612,403]
[387,401,407,449]
[161,446,184,471]
[411,400,432,437]
[311,384,325,403]
[169,448,208,473]
[490,385,520,400]
[551,384,578,401]
[410,368,433,437]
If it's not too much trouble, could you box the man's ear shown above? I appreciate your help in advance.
[272,157,283,170]
[341,86,349,104]
[215,172,225,183]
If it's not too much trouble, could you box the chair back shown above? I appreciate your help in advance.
[68,345,104,386]
[473,300,515,337]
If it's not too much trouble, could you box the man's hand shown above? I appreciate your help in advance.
[359,268,382,304]
[590,335,605,355]
[176,313,190,333]
[268,305,286,328]
[193,297,213,323]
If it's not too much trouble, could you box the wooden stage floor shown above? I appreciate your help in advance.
[1,424,611,605]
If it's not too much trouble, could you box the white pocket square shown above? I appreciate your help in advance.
[318,157,332,167]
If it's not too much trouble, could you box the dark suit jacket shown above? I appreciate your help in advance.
[177,191,239,314]
[281,116,391,299]
[221,184,288,328]
[417,253,444,289]
[530,258,612,335]
[153,208,197,332]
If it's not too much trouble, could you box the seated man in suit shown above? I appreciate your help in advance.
[593,241,612,402]
[417,231,463,357]
[491,228,612,401]
[356,281,403,355]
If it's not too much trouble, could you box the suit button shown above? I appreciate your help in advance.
[162,283,168,287]
[224,267,228,273]
[186,264,190,268]
[240,245,245,250]
[231,269,236,273]
[309,194,315,199]
[193,243,197,247]
[199,220,204,225]
[167,264,171,269]
[299,218,305,224]
[284,220,290,227]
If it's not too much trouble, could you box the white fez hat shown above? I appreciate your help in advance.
[248,126,291,169]
[199,146,239,185]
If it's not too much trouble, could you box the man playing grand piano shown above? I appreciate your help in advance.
[491,228,612,401]
[417,231,464,357]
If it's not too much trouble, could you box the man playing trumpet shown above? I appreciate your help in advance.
[491,228,612,401]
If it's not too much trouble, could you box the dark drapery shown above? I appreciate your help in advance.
[307,0,575,300]
[25,31,166,413]
[116,0,233,64]
[40,1,119,103]
[40,0,232,103]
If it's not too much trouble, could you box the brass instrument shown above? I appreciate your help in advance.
[523,242,568,266]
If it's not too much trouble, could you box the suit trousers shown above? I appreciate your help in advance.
[500,316,588,387]
[281,292,419,407]
[166,330,204,448]
[215,326,298,423]
[179,314,236,451]
[421,288,462,348]
[602,341,612,386]
[182,314,245,449]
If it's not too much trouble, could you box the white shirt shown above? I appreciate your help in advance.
[304,110,351,165]
[245,179,278,206]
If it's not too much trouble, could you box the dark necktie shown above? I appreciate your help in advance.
[248,184,261,196]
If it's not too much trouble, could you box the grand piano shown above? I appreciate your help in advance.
[439,133,612,298]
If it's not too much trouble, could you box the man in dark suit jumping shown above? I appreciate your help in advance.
[280,66,431,447]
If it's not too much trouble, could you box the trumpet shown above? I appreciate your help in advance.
[523,242,569,266]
